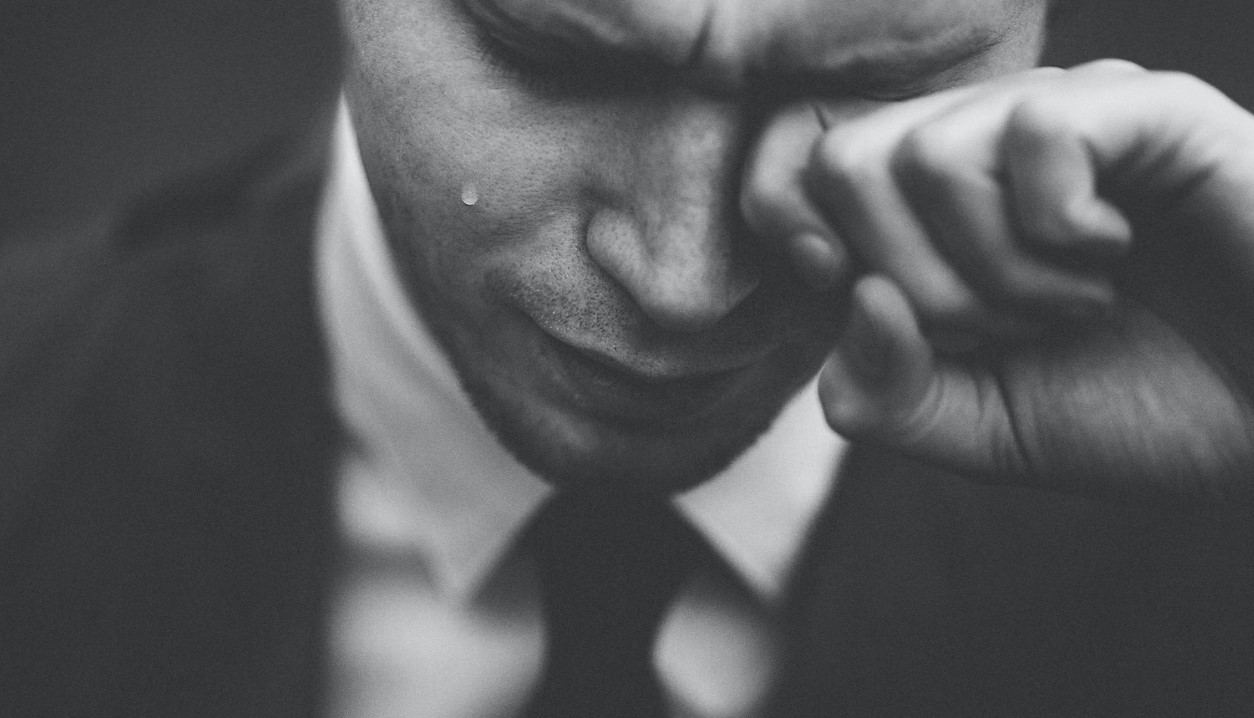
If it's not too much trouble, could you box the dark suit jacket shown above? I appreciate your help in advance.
[3,137,1253,717]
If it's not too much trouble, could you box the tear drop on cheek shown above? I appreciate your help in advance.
[460,183,479,206]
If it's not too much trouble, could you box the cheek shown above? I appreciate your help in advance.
[343,3,594,252]
[347,73,616,336]
[346,74,579,281]
[351,84,551,230]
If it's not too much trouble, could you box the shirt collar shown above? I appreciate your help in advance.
[316,103,846,604]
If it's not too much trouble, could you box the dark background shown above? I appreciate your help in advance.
[2,0,1251,243]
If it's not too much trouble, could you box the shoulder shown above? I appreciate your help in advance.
[0,128,341,545]
[0,132,343,714]
[0,131,333,480]
[775,445,1254,715]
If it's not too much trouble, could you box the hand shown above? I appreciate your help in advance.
[741,60,1254,500]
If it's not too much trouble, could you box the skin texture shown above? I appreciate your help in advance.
[341,0,1254,500]
[798,64,1254,499]
[338,0,1049,494]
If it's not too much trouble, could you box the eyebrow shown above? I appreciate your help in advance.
[462,0,1007,96]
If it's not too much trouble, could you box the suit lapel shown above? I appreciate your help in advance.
[8,127,1254,716]
[767,446,971,717]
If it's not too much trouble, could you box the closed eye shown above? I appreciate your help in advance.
[467,5,997,107]
[470,16,666,97]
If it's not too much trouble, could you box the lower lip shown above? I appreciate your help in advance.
[538,332,755,430]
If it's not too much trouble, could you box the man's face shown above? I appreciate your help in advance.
[340,0,1048,493]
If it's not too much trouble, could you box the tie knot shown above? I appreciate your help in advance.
[522,491,707,717]
[527,491,702,580]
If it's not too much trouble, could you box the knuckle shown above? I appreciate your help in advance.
[813,128,881,189]
[1007,96,1071,145]
[1078,58,1146,76]
[896,123,966,187]
[1028,65,1067,79]
[1155,70,1222,104]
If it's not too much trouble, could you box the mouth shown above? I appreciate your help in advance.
[535,327,766,430]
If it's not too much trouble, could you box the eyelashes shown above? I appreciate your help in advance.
[472,22,662,98]
[472,25,575,94]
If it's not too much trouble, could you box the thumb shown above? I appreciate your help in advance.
[819,275,934,434]
[819,274,1027,480]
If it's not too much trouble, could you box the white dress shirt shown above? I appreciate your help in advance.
[316,104,847,718]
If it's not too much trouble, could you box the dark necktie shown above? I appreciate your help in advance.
[522,491,706,718]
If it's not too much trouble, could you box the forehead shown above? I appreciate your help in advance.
[463,0,1042,86]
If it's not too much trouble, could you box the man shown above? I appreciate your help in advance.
[3,0,1253,715]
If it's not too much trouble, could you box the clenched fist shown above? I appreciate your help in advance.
[742,61,1254,500]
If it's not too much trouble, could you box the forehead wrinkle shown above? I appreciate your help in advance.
[459,0,1040,93]
[695,0,1037,93]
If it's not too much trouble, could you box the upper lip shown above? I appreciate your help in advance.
[540,323,772,387]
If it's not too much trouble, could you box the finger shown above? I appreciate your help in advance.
[1002,88,1133,264]
[819,275,1029,482]
[740,54,1060,293]
[879,66,1132,317]
[805,70,1084,337]
[1014,65,1254,264]
[818,274,936,436]
[892,114,1117,318]
[740,102,850,290]
[808,118,1030,338]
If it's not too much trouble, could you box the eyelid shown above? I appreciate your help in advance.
[850,80,943,103]
[468,7,985,105]
[472,21,561,80]
[856,42,997,100]
[751,73,934,108]
[464,8,571,95]
[813,51,985,103]
[470,17,663,96]
[477,22,568,68]
[861,64,975,101]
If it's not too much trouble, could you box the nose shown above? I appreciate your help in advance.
[585,97,761,333]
